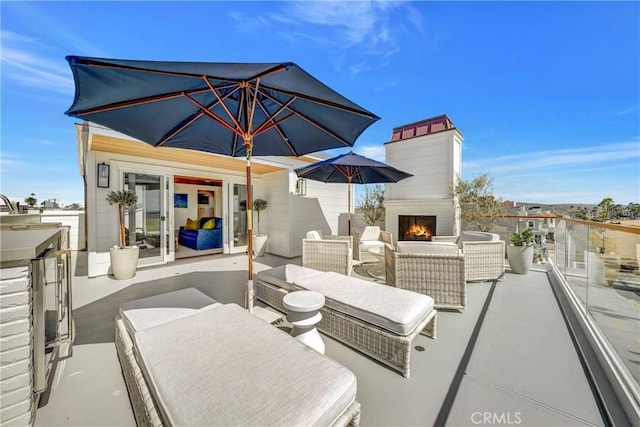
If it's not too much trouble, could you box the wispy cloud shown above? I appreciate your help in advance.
[464,141,640,175]
[229,1,423,73]
[1,31,74,95]
[614,104,639,116]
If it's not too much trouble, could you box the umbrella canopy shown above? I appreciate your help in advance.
[294,151,412,234]
[65,56,379,311]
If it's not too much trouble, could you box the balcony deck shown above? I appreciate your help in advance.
[34,251,606,426]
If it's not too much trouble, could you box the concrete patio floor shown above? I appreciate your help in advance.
[34,251,606,426]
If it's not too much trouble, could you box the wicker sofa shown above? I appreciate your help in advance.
[115,288,362,427]
[432,231,505,282]
[385,242,467,311]
[302,230,353,275]
[255,265,437,378]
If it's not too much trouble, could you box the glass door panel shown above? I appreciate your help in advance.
[124,172,166,265]
[230,183,248,253]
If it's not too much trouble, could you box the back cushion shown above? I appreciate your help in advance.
[397,241,460,255]
[185,218,199,231]
[359,226,380,241]
[461,231,498,242]
[306,230,322,240]
[202,219,216,230]
[214,218,223,229]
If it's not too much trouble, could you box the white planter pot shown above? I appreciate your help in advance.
[253,235,268,257]
[506,245,534,274]
[109,246,139,280]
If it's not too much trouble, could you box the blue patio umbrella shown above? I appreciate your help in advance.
[64,56,379,311]
[294,151,412,235]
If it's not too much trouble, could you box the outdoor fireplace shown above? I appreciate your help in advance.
[398,215,436,241]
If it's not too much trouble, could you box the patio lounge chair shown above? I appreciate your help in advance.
[255,265,437,378]
[302,230,353,275]
[385,242,467,311]
[115,288,361,427]
[433,231,505,281]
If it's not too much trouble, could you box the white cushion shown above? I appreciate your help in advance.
[359,226,381,242]
[295,272,434,336]
[360,240,385,248]
[460,231,499,242]
[306,230,322,240]
[396,241,460,255]
[119,288,220,336]
[255,264,324,291]
[134,304,357,426]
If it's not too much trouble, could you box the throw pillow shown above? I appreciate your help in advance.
[185,218,199,231]
[202,219,216,230]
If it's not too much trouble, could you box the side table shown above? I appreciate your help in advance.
[282,290,325,354]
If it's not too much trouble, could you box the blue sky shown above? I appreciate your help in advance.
[1,1,639,207]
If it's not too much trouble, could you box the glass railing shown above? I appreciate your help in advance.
[492,215,640,412]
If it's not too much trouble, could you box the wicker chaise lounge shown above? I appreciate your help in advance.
[255,265,437,378]
[115,288,362,427]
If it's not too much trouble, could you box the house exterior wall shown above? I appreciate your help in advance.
[84,148,266,277]
[384,127,463,239]
[260,170,349,258]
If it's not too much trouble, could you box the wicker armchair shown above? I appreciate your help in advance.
[353,226,393,262]
[432,231,505,282]
[302,231,353,275]
[385,242,466,311]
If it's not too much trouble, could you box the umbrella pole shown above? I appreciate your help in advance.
[348,179,352,236]
[245,139,254,313]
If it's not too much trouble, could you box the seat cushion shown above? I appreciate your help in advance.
[295,272,434,336]
[255,264,324,291]
[119,288,220,336]
[397,241,460,255]
[134,303,357,427]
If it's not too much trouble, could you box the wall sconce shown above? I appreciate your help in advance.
[295,178,307,196]
[97,163,110,188]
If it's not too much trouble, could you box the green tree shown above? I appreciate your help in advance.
[597,197,614,222]
[24,193,37,208]
[451,174,504,232]
[358,184,385,226]
[253,199,268,235]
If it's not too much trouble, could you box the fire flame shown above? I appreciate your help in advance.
[405,224,431,237]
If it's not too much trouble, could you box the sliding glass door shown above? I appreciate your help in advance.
[123,172,168,266]
[229,183,248,254]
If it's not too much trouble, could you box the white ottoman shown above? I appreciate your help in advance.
[283,290,325,354]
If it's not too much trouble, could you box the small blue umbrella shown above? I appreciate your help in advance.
[295,151,412,234]
[65,56,379,310]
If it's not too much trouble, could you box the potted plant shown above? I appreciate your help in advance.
[506,228,535,274]
[106,189,139,279]
[252,198,268,257]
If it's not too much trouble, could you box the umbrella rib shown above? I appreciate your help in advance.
[72,87,214,116]
[258,83,379,119]
[254,98,297,155]
[203,77,243,133]
[156,110,205,146]
[257,88,353,147]
[183,93,240,136]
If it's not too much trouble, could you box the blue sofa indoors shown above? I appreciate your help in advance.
[178,217,223,250]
